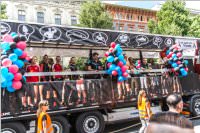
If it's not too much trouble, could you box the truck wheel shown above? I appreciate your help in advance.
[1,122,26,133]
[190,95,200,116]
[51,116,70,133]
[75,111,105,133]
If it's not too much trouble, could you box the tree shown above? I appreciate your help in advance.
[148,0,191,36]
[0,3,7,19]
[79,1,113,29]
[188,15,200,38]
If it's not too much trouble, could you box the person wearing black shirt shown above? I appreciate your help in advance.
[39,55,51,105]
[86,52,103,102]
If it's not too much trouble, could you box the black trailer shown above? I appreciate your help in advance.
[1,21,200,133]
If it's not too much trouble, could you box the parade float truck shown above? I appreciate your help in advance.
[1,20,200,133]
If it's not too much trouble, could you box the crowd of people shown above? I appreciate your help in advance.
[138,91,194,133]
[16,52,183,111]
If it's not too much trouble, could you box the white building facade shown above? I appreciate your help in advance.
[2,0,82,26]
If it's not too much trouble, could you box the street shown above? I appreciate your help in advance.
[27,118,200,133]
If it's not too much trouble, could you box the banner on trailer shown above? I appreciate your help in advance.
[0,21,179,49]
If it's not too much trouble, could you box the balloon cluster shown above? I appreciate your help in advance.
[105,42,128,82]
[164,44,189,77]
[1,32,30,92]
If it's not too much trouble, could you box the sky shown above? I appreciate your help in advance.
[102,1,200,10]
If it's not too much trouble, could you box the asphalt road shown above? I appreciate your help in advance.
[27,118,200,133]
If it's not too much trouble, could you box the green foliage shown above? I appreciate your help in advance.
[188,15,200,38]
[79,0,113,29]
[1,3,7,19]
[148,0,191,36]
[76,57,87,70]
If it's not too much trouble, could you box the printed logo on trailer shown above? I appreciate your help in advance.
[39,26,62,41]
[164,38,174,47]
[92,32,108,46]
[116,34,130,46]
[136,35,149,46]
[0,22,11,35]
[153,36,163,48]
[18,24,35,41]
[66,29,89,43]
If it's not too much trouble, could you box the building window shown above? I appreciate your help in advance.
[37,12,44,23]
[71,15,77,25]
[140,16,143,21]
[138,16,140,21]
[18,10,26,21]
[55,14,61,25]
[119,26,123,30]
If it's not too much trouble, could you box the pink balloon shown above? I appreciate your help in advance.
[107,63,111,68]
[20,51,27,58]
[14,73,22,81]
[117,61,123,67]
[122,72,128,77]
[185,67,189,72]
[9,65,19,74]
[12,81,22,90]
[177,61,181,65]
[16,41,26,50]
[25,56,31,61]
[2,58,12,67]
[2,34,14,42]
[110,42,116,48]
[137,60,141,64]
[176,52,182,58]
[121,66,127,72]
[105,52,109,57]
[112,70,118,76]
[136,66,140,69]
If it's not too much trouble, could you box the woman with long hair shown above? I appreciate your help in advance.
[36,100,53,133]
[26,56,40,107]
[138,90,152,133]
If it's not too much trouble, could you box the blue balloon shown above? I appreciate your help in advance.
[172,54,177,59]
[6,81,12,87]
[10,32,17,38]
[166,50,171,55]
[106,69,112,75]
[9,53,18,62]
[116,49,122,56]
[115,44,121,50]
[1,67,9,76]
[6,72,14,81]
[172,63,178,68]
[1,42,10,50]
[118,76,124,82]
[181,70,188,76]
[109,64,117,71]
[118,54,124,61]
[13,60,24,68]
[115,66,121,72]
[7,86,15,93]
[168,60,173,64]
[118,70,122,76]
[107,56,114,63]
[123,77,127,81]
[122,59,126,65]
[14,48,23,56]
[180,68,185,72]
[183,60,189,65]
[1,81,7,88]
[1,75,6,83]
